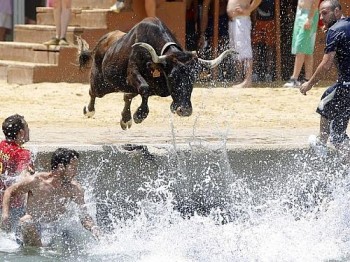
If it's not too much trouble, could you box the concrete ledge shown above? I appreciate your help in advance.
[27,143,337,228]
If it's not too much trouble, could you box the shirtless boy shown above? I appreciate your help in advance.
[227,0,262,88]
[1,148,100,247]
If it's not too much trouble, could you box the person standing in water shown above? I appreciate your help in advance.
[1,148,100,246]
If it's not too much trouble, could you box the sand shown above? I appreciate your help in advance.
[0,80,332,148]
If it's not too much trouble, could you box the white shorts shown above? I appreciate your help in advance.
[0,13,12,29]
[228,16,253,60]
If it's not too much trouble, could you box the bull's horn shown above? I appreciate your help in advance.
[132,42,167,63]
[198,49,237,69]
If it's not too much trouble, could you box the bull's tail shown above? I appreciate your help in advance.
[77,36,92,70]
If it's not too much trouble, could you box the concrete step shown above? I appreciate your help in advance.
[14,24,84,45]
[0,47,89,84]
[36,8,144,31]
[80,2,186,46]
[36,7,82,26]
[81,9,143,31]
[0,42,59,64]
[72,0,116,9]
[0,60,54,84]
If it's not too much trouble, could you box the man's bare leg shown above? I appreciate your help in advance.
[232,59,252,88]
[59,0,72,40]
[19,215,42,247]
[291,53,305,80]
[53,0,62,39]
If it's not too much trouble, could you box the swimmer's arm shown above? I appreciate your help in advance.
[1,176,36,230]
[73,184,101,239]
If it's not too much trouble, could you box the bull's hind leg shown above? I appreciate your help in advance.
[83,74,101,118]
[83,94,96,118]
[133,95,149,124]
[121,93,138,130]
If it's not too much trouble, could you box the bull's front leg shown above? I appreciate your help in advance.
[127,65,150,124]
[127,63,150,96]
[133,95,149,124]
[120,93,137,130]
[83,89,96,118]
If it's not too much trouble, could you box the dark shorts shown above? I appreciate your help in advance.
[316,82,350,145]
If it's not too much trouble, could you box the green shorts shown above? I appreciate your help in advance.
[291,8,319,55]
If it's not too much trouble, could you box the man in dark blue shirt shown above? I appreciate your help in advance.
[300,0,350,156]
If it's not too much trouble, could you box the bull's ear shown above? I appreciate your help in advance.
[164,53,179,64]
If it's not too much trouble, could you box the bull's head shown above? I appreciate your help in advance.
[132,42,235,117]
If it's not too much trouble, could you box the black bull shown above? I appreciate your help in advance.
[78,17,234,130]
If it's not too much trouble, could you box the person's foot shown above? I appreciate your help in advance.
[110,1,125,13]
[43,37,59,46]
[308,135,327,158]
[283,78,301,88]
[59,38,69,46]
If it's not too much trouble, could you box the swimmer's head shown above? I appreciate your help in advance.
[2,114,29,144]
[51,148,80,171]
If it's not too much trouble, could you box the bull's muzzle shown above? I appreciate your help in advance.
[171,102,192,117]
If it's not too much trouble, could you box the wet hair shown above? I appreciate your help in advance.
[323,0,342,10]
[51,148,80,170]
[2,114,26,140]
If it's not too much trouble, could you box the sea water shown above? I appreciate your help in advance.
[1,146,350,262]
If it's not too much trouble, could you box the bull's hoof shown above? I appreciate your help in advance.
[133,117,144,124]
[83,106,95,118]
[133,109,148,124]
[120,119,132,130]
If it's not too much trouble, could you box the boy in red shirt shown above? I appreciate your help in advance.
[0,114,34,231]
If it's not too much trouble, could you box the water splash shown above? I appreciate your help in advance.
[2,146,350,261]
